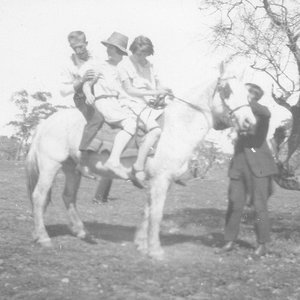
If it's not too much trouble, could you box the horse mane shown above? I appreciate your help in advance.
[166,79,218,117]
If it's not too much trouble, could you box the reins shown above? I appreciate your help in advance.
[168,94,206,112]
[228,104,251,116]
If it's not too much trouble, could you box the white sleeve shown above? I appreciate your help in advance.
[59,65,76,97]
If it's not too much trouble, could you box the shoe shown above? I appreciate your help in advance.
[174,179,186,186]
[76,165,96,180]
[130,167,146,189]
[254,244,267,257]
[92,197,108,204]
[104,162,128,179]
[222,241,234,252]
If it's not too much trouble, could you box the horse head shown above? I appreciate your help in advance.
[212,61,257,132]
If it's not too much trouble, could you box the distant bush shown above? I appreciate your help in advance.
[7,90,67,160]
[177,141,231,183]
[191,141,231,178]
[0,136,19,160]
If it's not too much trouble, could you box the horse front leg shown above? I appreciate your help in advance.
[32,164,60,247]
[147,174,171,260]
[62,161,91,242]
[134,199,150,254]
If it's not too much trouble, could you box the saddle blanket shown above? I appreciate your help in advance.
[88,123,154,158]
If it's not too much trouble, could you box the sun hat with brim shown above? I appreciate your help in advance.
[101,32,128,55]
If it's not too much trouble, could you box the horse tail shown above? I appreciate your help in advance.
[25,132,40,204]
[25,129,52,205]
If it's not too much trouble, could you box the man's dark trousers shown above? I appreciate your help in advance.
[225,152,271,244]
[74,93,113,200]
[73,93,104,151]
[224,100,278,245]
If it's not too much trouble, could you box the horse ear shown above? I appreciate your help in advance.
[237,67,246,82]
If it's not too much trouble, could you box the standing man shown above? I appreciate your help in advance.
[222,83,278,257]
[60,30,111,202]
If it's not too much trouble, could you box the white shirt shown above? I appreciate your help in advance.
[60,52,99,97]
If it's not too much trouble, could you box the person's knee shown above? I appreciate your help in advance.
[147,126,162,138]
[88,109,104,125]
[253,197,268,214]
[229,199,244,212]
[122,119,136,136]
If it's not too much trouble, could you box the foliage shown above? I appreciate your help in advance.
[188,141,231,180]
[199,0,300,105]
[0,136,19,160]
[7,90,67,160]
[199,0,300,166]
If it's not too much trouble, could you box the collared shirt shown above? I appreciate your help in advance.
[60,51,99,97]
[92,60,123,98]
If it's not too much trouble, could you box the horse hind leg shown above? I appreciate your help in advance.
[32,161,61,247]
[62,160,93,242]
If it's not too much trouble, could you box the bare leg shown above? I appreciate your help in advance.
[62,161,88,240]
[105,130,132,178]
[134,128,161,171]
[32,161,61,247]
[131,128,161,188]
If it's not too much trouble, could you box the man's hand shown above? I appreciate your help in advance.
[155,89,168,97]
[85,94,95,105]
[82,69,97,83]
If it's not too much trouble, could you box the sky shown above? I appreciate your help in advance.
[0,0,292,151]
[0,0,216,126]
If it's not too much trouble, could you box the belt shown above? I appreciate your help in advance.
[95,94,118,100]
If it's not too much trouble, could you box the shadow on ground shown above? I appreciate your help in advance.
[45,206,299,250]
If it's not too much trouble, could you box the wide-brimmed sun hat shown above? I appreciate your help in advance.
[101,32,128,55]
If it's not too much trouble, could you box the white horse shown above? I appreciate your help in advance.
[26,65,256,259]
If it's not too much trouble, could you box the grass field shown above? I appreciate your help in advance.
[0,160,300,299]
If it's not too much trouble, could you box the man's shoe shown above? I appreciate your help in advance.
[254,244,267,257]
[76,165,96,180]
[222,241,234,252]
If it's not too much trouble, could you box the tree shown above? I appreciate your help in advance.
[199,0,300,160]
[8,90,67,160]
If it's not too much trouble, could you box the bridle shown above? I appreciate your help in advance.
[212,76,250,117]
[159,77,250,118]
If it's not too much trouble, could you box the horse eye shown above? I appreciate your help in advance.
[219,82,232,99]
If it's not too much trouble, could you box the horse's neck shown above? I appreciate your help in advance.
[164,82,216,130]
[162,94,213,151]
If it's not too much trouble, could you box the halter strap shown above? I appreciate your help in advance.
[228,104,251,115]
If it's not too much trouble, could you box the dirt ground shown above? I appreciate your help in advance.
[0,160,300,300]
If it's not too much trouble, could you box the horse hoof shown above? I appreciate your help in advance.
[37,238,53,248]
[135,242,148,255]
[148,248,165,260]
[81,233,97,244]
[92,198,108,204]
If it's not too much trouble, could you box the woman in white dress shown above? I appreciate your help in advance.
[117,35,172,187]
